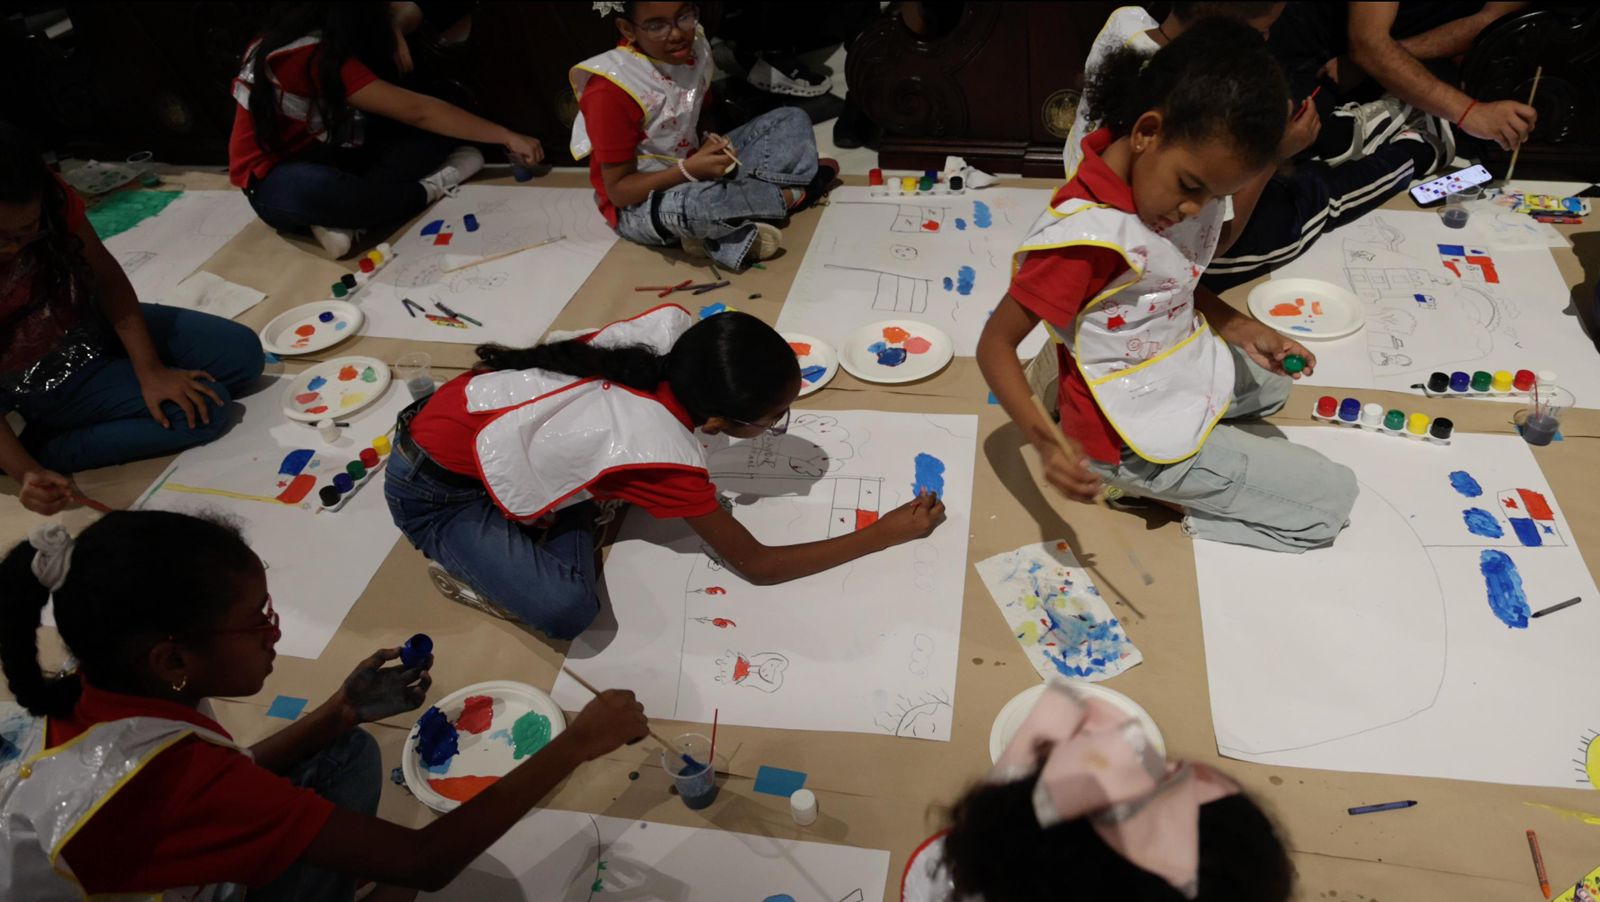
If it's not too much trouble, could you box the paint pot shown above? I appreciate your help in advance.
[317,418,340,442]
[949,174,964,192]
[1360,402,1384,427]
[1491,370,1514,392]
[367,250,384,265]
[924,169,938,182]
[400,633,434,669]
[868,168,883,186]
[1384,409,1406,431]
[790,788,818,826]
[1470,370,1492,392]
[332,282,348,298]
[360,447,380,468]
[512,162,535,182]
[372,435,392,456]
[1283,353,1306,375]
[1316,396,1338,418]
[1427,371,1450,393]
[1537,370,1558,391]
[359,257,375,274]
[332,472,355,493]
[319,485,341,507]
[1513,369,1536,392]
[1430,417,1454,441]
[346,460,367,480]
[663,733,717,810]
[1407,412,1430,435]
[901,176,917,193]
[376,242,395,259]
[918,175,934,193]
[1338,398,1360,422]
[1449,371,1470,392]
[341,273,358,289]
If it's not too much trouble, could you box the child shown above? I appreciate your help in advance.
[0,511,648,900]
[572,1,839,272]
[923,682,1292,902]
[0,123,264,513]
[230,1,545,258]
[386,304,946,637]
[978,20,1357,553]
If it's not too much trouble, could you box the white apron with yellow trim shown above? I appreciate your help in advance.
[1062,6,1159,181]
[568,29,713,170]
[469,305,707,521]
[231,35,365,149]
[0,703,240,901]
[1020,199,1234,464]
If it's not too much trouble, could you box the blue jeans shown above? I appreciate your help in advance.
[9,305,265,473]
[383,444,600,639]
[615,106,819,270]
[251,728,382,902]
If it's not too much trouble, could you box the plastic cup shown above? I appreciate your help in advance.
[395,352,434,401]
[1442,185,1483,229]
[662,733,717,809]
[1518,385,1574,447]
[126,150,160,187]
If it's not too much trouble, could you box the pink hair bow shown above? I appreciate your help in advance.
[990,682,1239,899]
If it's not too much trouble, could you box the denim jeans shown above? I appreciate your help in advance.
[7,305,265,473]
[244,119,457,233]
[251,728,383,902]
[383,441,601,639]
[615,106,819,270]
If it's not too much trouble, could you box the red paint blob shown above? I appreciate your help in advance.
[855,509,880,530]
[787,342,812,357]
[295,392,320,405]
[294,324,316,337]
[338,365,359,381]
[881,326,910,343]
[455,695,494,734]
[704,586,726,596]
[428,774,498,802]
[903,336,932,354]
[711,617,736,629]
[921,221,940,232]
[305,405,329,415]
[732,655,751,682]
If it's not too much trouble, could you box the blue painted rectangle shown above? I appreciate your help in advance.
[753,765,807,797]
[266,695,308,720]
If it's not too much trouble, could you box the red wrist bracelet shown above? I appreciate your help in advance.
[1457,99,1478,126]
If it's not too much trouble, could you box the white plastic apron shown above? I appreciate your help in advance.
[569,29,714,171]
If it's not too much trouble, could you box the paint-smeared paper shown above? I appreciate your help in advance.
[975,540,1141,682]
[554,410,977,740]
[776,186,1052,357]
[1195,428,1600,788]
[420,808,888,900]
[104,190,257,304]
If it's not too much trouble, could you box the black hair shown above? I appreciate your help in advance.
[0,511,260,718]
[475,310,799,422]
[0,121,90,302]
[1082,17,1288,169]
[942,770,1292,902]
[1170,2,1280,23]
[246,2,394,155]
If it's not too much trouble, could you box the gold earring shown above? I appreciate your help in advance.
[171,675,188,693]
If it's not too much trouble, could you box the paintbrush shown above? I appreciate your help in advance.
[561,666,702,770]
[1504,66,1542,184]
[69,489,112,513]
[441,235,565,273]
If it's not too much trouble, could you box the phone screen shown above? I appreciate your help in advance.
[1410,165,1492,206]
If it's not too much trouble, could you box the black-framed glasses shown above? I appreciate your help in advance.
[725,408,790,436]
[631,5,699,41]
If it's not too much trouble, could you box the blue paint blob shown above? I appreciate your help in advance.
[763,896,798,902]
[912,452,946,497]
[866,341,887,354]
[1448,470,1483,498]
[416,706,460,766]
[1509,517,1543,547]
[306,375,327,391]
[334,321,348,331]
[1479,549,1530,628]
[942,277,954,291]
[420,219,443,236]
[955,265,977,296]
[800,364,827,384]
[1461,508,1503,537]
[875,346,908,366]
[973,201,993,229]
[463,214,479,232]
[955,217,968,230]
[698,302,727,319]
[279,448,315,477]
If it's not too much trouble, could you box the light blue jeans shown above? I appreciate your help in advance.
[615,106,819,270]
[251,728,382,902]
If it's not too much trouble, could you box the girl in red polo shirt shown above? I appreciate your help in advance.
[977,21,1357,553]
[230,2,544,258]
[0,511,648,901]
[385,305,946,638]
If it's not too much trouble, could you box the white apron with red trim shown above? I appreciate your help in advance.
[0,703,240,901]
[469,305,706,521]
[568,29,713,170]
[231,35,365,148]
[1018,198,1233,464]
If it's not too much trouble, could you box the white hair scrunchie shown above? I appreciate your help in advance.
[28,524,75,593]
[592,1,626,16]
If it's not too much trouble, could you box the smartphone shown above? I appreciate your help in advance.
[1410,164,1493,207]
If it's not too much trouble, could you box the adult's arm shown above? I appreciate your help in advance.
[1396,2,1526,60]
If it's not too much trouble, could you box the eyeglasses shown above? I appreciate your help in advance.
[725,407,790,436]
[631,6,699,41]
[189,596,281,640]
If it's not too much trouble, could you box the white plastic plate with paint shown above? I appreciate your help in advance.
[1247,277,1365,341]
[282,356,392,423]
[986,680,1165,765]
[260,301,365,356]
[838,320,954,385]
[782,332,839,397]
[403,680,567,813]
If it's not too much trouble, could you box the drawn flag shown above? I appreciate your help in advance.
[1437,244,1499,283]
[1498,488,1561,547]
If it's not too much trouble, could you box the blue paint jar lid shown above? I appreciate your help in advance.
[1338,398,1361,421]
[401,633,433,668]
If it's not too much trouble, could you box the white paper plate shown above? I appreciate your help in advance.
[783,332,838,397]
[987,680,1165,765]
[403,680,567,813]
[838,320,954,384]
[1248,277,1366,340]
[282,356,392,422]
[260,301,364,356]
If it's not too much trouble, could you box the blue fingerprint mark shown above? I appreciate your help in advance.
[1479,549,1530,628]
[942,277,953,291]
[463,214,479,232]
[912,452,946,496]
[420,219,444,236]
[278,448,315,477]
[955,265,976,296]
[1461,508,1503,538]
[800,364,826,384]
[955,217,968,230]
[973,201,993,228]
[1448,470,1483,497]
[875,347,907,366]
[307,375,327,391]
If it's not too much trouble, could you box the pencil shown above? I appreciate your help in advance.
[708,260,722,280]
[1347,799,1417,815]
[433,300,483,328]
[1527,829,1551,899]
[441,234,564,273]
[1531,596,1581,618]
[1504,66,1542,183]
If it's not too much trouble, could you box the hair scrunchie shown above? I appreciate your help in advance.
[28,523,75,592]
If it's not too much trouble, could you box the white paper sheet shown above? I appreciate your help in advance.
[975,541,1141,682]
[423,808,888,901]
[1195,427,1600,788]
[354,186,618,345]
[1462,198,1570,250]
[776,187,1052,357]
[149,271,266,320]
[1269,211,1600,407]
[104,190,257,303]
[555,410,977,740]
[134,377,410,659]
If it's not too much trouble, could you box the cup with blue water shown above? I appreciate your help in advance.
[1441,185,1483,229]
[395,352,434,401]
[1517,385,1573,446]
[662,732,718,809]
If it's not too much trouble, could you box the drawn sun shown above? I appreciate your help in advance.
[1577,730,1600,790]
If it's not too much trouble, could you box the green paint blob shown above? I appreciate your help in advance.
[511,711,551,759]
[360,366,378,383]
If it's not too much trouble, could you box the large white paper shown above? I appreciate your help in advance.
[1195,427,1600,788]
[104,190,257,304]
[354,186,618,345]
[555,410,977,740]
[776,187,1052,356]
[423,808,888,901]
[149,271,266,320]
[975,540,1141,682]
[1270,211,1600,407]
[135,377,410,658]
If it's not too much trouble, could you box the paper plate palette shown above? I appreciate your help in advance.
[282,356,391,422]
[987,681,1165,765]
[1247,277,1365,340]
[260,301,364,356]
[783,332,839,397]
[838,320,954,384]
[403,680,567,813]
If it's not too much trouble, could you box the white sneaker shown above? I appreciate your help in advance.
[427,563,515,621]
[309,224,357,258]
[746,58,832,98]
[751,222,781,262]
[1393,108,1457,176]
[1323,96,1411,166]
[419,145,485,203]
